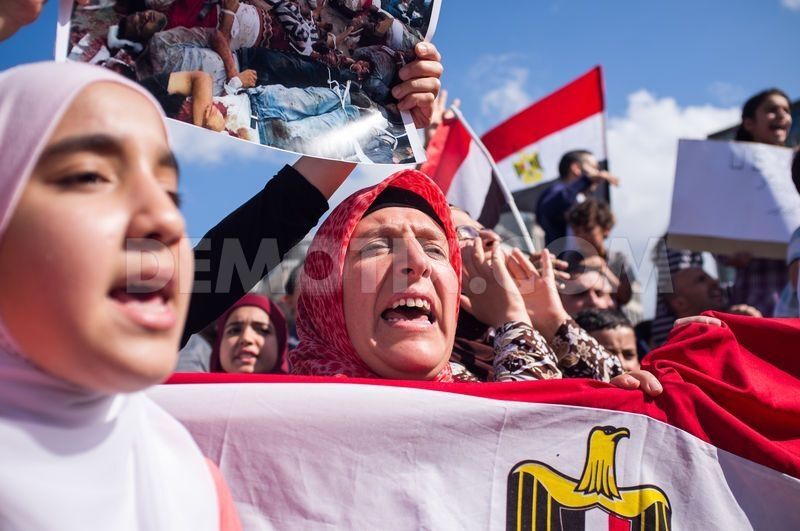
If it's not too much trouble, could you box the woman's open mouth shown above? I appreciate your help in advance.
[380,297,435,327]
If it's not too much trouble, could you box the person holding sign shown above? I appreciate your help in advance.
[720,89,794,316]
[775,151,800,317]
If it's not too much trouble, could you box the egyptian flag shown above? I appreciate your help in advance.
[153,314,800,529]
[419,114,503,227]
[421,67,608,228]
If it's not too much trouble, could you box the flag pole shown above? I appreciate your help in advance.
[449,106,537,255]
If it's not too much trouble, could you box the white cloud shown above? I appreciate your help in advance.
[607,90,739,315]
[467,54,532,124]
[781,0,800,11]
[167,119,281,165]
[707,81,747,106]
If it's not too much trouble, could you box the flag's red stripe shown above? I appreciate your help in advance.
[608,513,631,530]
[419,118,473,194]
[481,66,605,162]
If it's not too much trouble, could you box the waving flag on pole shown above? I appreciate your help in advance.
[419,112,503,226]
[483,66,608,214]
[152,314,800,529]
[421,67,608,227]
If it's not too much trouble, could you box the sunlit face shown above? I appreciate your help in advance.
[0,83,192,393]
[589,326,639,372]
[560,269,615,316]
[219,305,279,374]
[744,94,792,146]
[668,267,724,317]
[342,207,459,380]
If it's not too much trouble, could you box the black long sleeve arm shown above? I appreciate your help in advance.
[181,165,329,346]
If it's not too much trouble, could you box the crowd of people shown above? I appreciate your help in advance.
[65,0,430,162]
[0,3,798,528]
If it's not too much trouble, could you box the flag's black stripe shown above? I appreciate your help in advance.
[477,174,505,228]
[559,507,585,531]
[534,478,549,530]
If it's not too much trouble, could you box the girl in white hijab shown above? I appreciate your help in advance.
[0,61,239,530]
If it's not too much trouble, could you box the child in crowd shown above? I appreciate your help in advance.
[574,308,640,373]
[0,62,239,530]
[722,89,794,316]
[565,198,643,324]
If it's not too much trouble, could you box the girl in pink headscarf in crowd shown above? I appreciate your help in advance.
[210,294,289,374]
[288,168,663,395]
[0,62,239,530]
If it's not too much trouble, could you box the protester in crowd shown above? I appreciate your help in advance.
[775,150,800,317]
[535,150,619,246]
[210,294,288,374]
[181,40,443,345]
[286,169,662,396]
[651,245,761,348]
[449,206,609,381]
[717,89,793,317]
[558,257,616,317]
[281,261,305,349]
[574,309,640,373]
[565,198,639,314]
[0,61,240,530]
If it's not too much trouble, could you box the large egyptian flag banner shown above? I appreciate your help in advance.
[151,314,800,530]
[421,67,607,228]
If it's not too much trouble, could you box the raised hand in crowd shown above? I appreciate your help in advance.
[460,240,531,328]
[506,248,571,342]
[529,251,570,283]
[588,168,620,187]
[424,88,460,145]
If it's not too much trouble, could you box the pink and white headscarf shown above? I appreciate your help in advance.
[288,169,462,382]
[0,62,220,531]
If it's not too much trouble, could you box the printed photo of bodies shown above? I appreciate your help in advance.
[59,0,438,163]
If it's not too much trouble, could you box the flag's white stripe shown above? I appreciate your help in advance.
[495,113,606,193]
[149,382,800,530]
[584,507,611,530]
[446,138,494,219]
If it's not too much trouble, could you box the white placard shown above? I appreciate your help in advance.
[668,139,800,259]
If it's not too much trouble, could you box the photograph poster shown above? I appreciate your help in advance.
[56,0,440,164]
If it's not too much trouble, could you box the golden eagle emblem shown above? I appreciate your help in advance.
[513,151,544,184]
[507,426,671,530]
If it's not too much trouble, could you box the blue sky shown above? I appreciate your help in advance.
[2,0,799,313]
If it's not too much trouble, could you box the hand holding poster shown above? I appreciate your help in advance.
[668,139,800,259]
[56,0,440,164]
